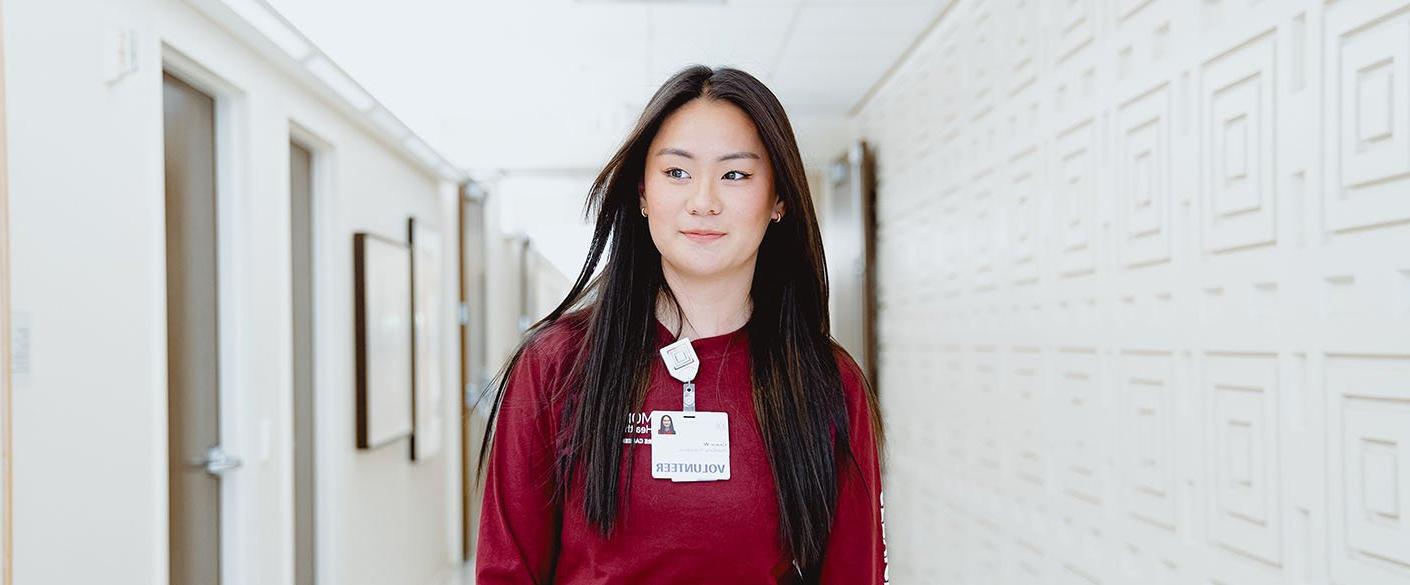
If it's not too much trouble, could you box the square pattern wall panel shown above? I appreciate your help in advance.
[1054,119,1101,277]
[1008,0,1041,96]
[1202,30,1278,254]
[1117,85,1174,267]
[1205,353,1281,568]
[969,171,999,292]
[1057,348,1105,507]
[1115,0,1155,24]
[1053,0,1097,63]
[969,3,998,120]
[1341,402,1410,569]
[1327,354,1410,585]
[1325,2,1410,233]
[1007,145,1043,284]
[939,186,965,297]
[859,0,1410,582]
[972,347,1004,491]
[1009,347,1047,499]
[1119,351,1177,532]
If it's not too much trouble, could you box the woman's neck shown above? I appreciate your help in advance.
[656,262,753,339]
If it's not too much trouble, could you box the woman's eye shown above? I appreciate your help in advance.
[723,170,751,181]
[664,168,690,180]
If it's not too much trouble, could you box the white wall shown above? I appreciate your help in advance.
[496,173,598,283]
[858,0,1410,583]
[4,1,461,583]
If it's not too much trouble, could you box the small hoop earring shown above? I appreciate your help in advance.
[641,208,648,218]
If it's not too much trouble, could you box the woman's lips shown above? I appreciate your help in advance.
[682,231,725,242]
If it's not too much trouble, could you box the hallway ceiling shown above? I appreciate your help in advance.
[265,0,947,176]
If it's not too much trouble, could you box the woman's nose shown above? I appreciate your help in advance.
[687,182,721,216]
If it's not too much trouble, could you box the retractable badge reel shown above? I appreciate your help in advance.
[651,336,730,482]
[659,337,700,411]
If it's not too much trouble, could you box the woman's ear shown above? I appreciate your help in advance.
[773,197,786,219]
[638,180,646,208]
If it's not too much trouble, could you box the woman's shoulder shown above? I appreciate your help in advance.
[830,342,868,397]
[501,311,592,409]
[519,309,592,368]
[829,340,885,457]
[527,309,589,348]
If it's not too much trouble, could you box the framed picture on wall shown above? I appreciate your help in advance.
[353,232,414,450]
[408,217,444,461]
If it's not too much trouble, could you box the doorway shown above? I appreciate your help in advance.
[162,70,238,585]
[290,137,317,585]
[458,184,489,561]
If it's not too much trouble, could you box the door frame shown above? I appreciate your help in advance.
[160,44,253,585]
[458,185,473,562]
[457,182,489,562]
[287,120,337,585]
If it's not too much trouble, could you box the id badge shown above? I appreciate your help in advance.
[649,410,730,482]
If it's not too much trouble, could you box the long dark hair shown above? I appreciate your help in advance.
[475,65,884,576]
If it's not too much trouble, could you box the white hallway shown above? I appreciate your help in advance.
[1,0,1408,584]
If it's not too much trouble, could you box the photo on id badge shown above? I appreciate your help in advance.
[650,410,730,482]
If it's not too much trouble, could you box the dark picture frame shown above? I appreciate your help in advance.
[353,232,413,450]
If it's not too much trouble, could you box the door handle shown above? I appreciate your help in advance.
[190,445,243,477]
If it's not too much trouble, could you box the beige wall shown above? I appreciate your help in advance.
[4,0,461,583]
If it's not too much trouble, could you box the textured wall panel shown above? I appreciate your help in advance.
[856,0,1410,582]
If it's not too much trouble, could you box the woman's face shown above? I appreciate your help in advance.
[640,98,783,281]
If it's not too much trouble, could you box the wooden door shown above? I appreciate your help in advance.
[162,71,227,585]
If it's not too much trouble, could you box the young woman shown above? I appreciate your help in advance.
[475,65,887,584]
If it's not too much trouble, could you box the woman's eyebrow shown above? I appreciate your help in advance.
[655,147,761,162]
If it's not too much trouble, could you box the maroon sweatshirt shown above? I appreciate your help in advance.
[475,314,888,584]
